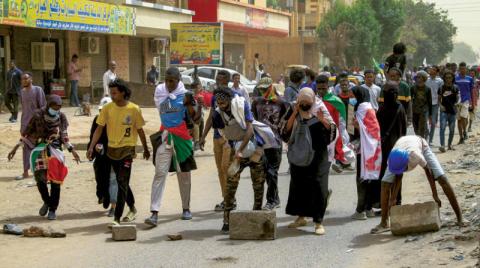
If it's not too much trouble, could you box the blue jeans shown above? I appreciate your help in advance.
[429,104,439,143]
[70,80,80,107]
[440,112,456,147]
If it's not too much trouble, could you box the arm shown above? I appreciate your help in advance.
[102,73,109,96]
[236,121,254,158]
[285,104,299,134]
[137,128,150,160]
[199,107,214,149]
[424,167,441,207]
[427,88,433,117]
[87,125,104,160]
[37,88,47,111]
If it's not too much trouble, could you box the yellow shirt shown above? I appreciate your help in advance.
[96,102,145,148]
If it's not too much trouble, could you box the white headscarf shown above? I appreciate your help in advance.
[154,81,187,108]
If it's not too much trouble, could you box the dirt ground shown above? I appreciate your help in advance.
[0,106,479,267]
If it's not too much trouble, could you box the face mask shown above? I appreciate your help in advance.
[48,108,59,117]
[349,98,357,106]
[300,104,312,111]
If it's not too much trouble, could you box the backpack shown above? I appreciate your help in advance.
[287,116,318,167]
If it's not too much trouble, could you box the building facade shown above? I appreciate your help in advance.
[0,0,193,102]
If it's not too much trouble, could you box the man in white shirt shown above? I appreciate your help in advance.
[103,61,117,96]
[370,135,464,234]
[231,73,250,103]
[426,66,444,145]
[256,64,264,83]
[361,70,382,111]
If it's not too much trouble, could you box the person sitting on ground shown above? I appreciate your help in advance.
[370,135,465,234]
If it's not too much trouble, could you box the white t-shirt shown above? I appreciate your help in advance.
[393,136,428,172]
[361,83,381,111]
[426,76,444,105]
[103,70,117,96]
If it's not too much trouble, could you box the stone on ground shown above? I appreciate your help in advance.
[390,201,441,236]
[229,210,276,240]
[112,225,136,241]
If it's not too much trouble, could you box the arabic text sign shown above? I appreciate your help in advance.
[170,23,223,66]
[0,0,135,35]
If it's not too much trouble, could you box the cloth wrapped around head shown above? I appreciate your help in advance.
[47,94,62,106]
[297,87,316,104]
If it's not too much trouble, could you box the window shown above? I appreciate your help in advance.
[197,68,215,80]
[249,0,255,4]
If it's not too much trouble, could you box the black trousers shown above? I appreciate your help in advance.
[263,147,282,205]
[5,92,18,119]
[355,156,377,213]
[35,170,61,211]
[93,156,111,208]
[110,157,135,222]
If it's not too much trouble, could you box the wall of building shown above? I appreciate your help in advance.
[108,35,130,81]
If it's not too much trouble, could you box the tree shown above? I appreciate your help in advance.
[317,2,381,68]
[400,0,457,66]
[369,0,406,56]
[449,42,479,65]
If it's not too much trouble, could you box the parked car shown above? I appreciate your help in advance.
[181,66,257,93]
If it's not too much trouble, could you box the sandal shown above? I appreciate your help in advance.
[370,224,390,234]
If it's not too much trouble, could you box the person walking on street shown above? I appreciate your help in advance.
[147,65,159,86]
[19,72,47,180]
[351,86,382,220]
[251,77,288,210]
[88,79,150,228]
[103,61,117,97]
[426,66,443,146]
[370,135,465,234]
[455,62,474,144]
[411,70,432,139]
[379,67,412,125]
[8,95,81,220]
[438,71,460,152]
[5,60,22,122]
[144,67,200,226]
[88,96,118,216]
[284,69,305,104]
[284,88,335,235]
[468,68,479,133]
[377,81,407,205]
[67,54,82,107]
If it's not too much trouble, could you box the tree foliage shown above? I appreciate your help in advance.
[317,0,456,68]
[449,42,479,65]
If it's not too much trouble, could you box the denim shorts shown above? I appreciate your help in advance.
[382,146,445,183]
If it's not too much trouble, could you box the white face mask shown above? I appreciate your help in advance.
[48,108,60,117]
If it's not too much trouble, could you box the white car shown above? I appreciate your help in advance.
[181,66,257,93]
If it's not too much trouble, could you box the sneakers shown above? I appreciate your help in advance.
[439,146,446,153]
[144,214,158,227]
[331,163,343,173]
[351,211,367,220]
[47,210,57,220]
[108,220,120,229]
[341,163,355,171]
[314,223,325,235]
[458,139,465,145]
[107,207,115,217]
[262,202,280,211]
[214,201,225,212]
[39,203,48,216]
[366,209,376,218]
[221,223,229,234]
[288,217,308,228]
[448,145,455,151]
[122,207,137,222]
[181,210,192,220]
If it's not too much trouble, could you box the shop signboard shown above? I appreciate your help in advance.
[245,8,268,29]
[170,22,223,66]
[0,0,135,35]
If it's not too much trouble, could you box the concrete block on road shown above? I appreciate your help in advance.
[229,210,276,240]
[390,201,441,236]
[112,225,136,241]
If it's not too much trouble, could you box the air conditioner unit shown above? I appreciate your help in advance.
[150,38,166,55]
[31,42,55,70]
[80,37,100,54]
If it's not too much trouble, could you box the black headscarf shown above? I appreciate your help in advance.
[352,86,370,111]
[382,81,400,111]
